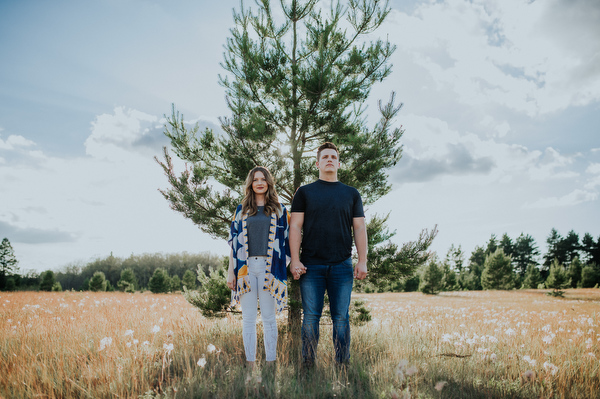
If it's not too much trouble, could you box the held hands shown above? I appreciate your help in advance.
[291,260,307,280]
[353,260,368,280]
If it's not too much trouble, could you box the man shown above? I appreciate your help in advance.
[290,142,368,368]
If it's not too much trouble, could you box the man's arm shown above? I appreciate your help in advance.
[289,212,307,279]
[353,217,368,280]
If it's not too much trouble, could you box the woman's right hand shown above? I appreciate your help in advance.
[227,269,236,290]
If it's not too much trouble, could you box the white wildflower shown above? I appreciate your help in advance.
[207,344,216,353]
[99,337,112,351]
[542,324,551,333]
[543,361,559,376]
[435,381,447,391]
[152,325,160,334]
[504,328,516,336]
[542,334,555,344]
[197,356,207,368]
[124,329,134,337]
[163,343,174,353]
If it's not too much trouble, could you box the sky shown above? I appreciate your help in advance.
[1,0,599,273]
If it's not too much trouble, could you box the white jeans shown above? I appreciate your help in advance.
[240,256,278,362]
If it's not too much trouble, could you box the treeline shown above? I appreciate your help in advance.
[2,228,599,295]
[358,228,600,295]
[1,250,224,293]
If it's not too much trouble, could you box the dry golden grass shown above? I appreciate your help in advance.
[1,289,599,398]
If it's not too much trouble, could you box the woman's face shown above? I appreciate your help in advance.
[252,171,268,196]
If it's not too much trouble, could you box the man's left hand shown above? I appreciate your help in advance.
[354,260,367,280]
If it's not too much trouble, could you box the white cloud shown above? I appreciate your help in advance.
[85,107,159,160]
[384,0,600,117]
[524,189,598,209]
[0,134,36,150]
[1,108,227,271]
[585,163,600,190]
[393,114,581,184]
[586,163,600,175]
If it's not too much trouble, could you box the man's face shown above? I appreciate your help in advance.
[316,149,340,174]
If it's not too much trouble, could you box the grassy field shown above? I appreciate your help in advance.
[1,289,599,398]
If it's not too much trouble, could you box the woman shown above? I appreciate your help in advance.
[227,166,290,369]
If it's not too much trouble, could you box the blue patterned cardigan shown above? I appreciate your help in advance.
[227,204,290,313]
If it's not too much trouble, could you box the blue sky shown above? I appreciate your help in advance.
[1,0,599,273]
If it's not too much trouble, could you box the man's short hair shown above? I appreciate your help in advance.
[317,142,339,161]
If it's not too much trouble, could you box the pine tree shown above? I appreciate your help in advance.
[156,0,436,331]
[581,233,600,266]
[182,269,197,290]
[485,234,499,255]
[481,249,515,290]
[522,264,542,289]
[499,233,514,258]
[89,271,107,292]
[170,274,182,292]
[544,228,564,268]
[568,257,583,288]
[0,237,19,290]
[357,213,436,293]
[419,258,443,295]
[183,262,231,317]
[441,262,458,291]
[148,269,170,293]
[513,233,540,277]
[39,270,56,292]
[51,281,63,292]
[118,268,137,292]
[580,265,600,288]
[562,230,581,265]
[545,259,571,297]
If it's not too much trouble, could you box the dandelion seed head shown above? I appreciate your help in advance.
[99,337,112,351]
[207,344,216,353]
[522,370,535,382]
[397,359,409,369]
[197,356,207,368]
[543,361,559,375]
[434,381,447,391]
[163,343,174,353]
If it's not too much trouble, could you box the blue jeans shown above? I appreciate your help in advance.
[300,258,354,364]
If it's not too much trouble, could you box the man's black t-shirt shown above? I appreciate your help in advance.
[291,179,364,265]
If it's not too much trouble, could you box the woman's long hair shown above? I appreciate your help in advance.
[241,166,281,216]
